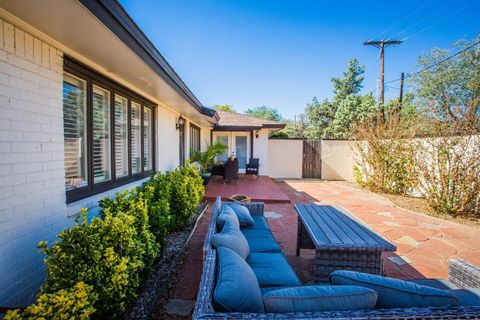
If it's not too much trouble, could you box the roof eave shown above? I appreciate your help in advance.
[213,125,262,131]
[263,123,286,129]
[80,0,213,117]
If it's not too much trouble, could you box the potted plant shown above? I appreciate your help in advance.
[190,141,228,185]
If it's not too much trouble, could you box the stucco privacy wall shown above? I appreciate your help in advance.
[0,18,71,307]
[321,140,356,182]
[267,139,303,178]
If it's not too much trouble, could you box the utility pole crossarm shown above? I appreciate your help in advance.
[363,40,403,47]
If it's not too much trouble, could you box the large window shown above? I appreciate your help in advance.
[63,59,155,203]
[190,124,201,154]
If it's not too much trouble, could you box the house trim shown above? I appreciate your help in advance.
[79,0,206,113]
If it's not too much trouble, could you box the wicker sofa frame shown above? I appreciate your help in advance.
[194,197,480,319]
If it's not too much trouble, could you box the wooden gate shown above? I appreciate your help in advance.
[302,140,321,178]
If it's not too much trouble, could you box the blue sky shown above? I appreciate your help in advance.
[120,0,480,119]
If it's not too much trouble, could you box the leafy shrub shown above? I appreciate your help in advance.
[417,134,480,217]
[12,164,205,319]
[167,165,204,229]
[354,122,419,195]
[142,172,172,243]
[4,282,97,320]
[39,209,152,318]
[99,190,160,270]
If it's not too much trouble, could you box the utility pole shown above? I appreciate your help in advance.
[397,72,404,122]
[364,39,403,124]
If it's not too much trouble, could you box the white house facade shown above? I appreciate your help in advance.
[0,0,285,308]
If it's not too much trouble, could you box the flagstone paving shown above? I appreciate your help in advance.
[162,180,480,319]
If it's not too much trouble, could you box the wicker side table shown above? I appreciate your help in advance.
[295,204,396,282]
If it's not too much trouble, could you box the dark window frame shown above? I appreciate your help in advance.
[64,57,156,203]
[189,123,201,154]
[179,123,185,167]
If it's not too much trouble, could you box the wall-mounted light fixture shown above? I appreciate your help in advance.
[255,130,260,138]
[176,116,185,130]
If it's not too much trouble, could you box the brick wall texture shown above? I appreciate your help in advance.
[0,18,73,307]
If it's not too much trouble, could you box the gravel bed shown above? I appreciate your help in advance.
[123,203,208,320]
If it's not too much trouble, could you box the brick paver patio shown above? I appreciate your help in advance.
[204,175,290,203]
[162,180,480,319]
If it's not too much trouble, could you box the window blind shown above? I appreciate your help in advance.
[92,85,111,183]
[114,95,129,178]
[131,101,142,174]
[63,74,88,191]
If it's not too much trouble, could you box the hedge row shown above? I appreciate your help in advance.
[5,165,204,320]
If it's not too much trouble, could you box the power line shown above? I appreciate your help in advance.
[384,39,480,85]
[371,0,433,41]
[403,0,480,40]
[389,0,463,40]
[365,40,479,96]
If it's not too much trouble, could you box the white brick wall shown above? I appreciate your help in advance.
[0,18,71,307]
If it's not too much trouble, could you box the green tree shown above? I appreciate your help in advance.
[411,35,480,130]
[270,116,306,138]
[304,59,375,139]
[332,58,365,101]
[304,97,336,138]
[245,105,282,121]
[324,94,376,139]
[213,104,236,112]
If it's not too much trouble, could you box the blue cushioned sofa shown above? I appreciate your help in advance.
[193,197,480,319]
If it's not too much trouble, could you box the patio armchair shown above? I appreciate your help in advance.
[224,158,239,182]
[210,164,225,179]
[246,158,259,178]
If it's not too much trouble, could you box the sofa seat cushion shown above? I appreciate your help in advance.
[448,289,480,306]
[245,215,270,230]
[217,205,239,231]
[213,247,265,313]
[241,228,281,253]
[408,278,458,290]
[329,270,459,309]
[226,204,255,227]
[212,220,250,259]
[260,286,291,295]
[247,252,301,287]
[263,285,378,313]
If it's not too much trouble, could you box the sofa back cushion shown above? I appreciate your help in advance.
[227,204,254,227]
[212,220,250,259]
[263,285,378,313]
[213,247,265,313]
[217,205,240,230]
[329,270,460,308]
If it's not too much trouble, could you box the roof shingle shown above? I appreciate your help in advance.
[215,110,285,130]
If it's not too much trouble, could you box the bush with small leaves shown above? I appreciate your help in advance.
[167,165,204,229]
[4,282,97,320]
[40,209,152,318]
[99,190,160,271]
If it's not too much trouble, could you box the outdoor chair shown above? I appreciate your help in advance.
[246,158,259,178]
[224,158,239,182]
[210,164,225,180]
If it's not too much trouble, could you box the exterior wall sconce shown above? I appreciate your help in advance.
[255,130,260,138]
[176,116,185,130]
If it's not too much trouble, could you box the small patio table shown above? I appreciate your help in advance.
[295,204,396,282]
